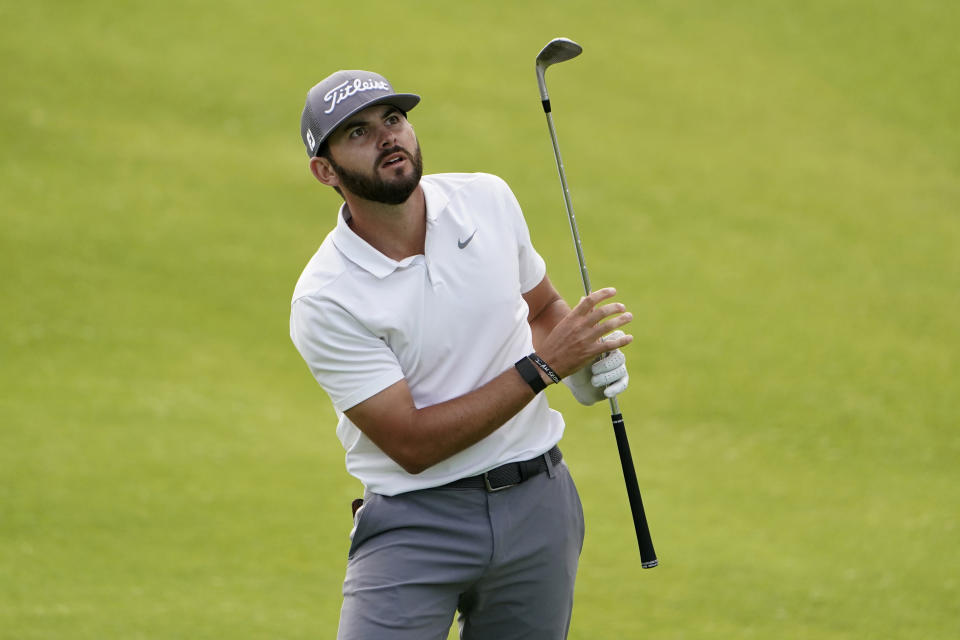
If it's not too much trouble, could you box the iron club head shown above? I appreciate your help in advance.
[536,37,583,102]
[536,37,583,67]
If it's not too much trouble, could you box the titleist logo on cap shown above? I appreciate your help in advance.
[323,78,391,114]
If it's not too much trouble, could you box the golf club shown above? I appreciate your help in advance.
[535,37,658,569]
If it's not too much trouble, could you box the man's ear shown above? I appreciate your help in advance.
[310,156,339,187]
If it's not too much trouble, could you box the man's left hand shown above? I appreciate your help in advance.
[591,334,629,398]
[562,330,630,405]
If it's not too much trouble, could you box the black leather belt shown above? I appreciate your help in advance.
[443,446,563,492]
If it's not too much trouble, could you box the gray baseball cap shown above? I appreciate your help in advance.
[300,70,421,157]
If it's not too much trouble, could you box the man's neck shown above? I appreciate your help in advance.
[343,185,427,261]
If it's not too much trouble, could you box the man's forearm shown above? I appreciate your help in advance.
[344,362,542,475]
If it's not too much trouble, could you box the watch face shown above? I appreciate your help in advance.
[516,356,546,393]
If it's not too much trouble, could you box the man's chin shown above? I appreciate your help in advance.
[364,178,420,205]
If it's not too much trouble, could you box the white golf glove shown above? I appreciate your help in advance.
[562,330,630,405]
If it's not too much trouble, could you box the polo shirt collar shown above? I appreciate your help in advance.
[331,180,449,279]
[422,178,447,224]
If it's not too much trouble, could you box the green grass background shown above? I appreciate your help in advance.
[2,1,958,638]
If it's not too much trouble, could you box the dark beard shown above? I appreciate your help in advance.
[329,144,424,205]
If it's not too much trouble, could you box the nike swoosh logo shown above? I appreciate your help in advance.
[458,229,477,249]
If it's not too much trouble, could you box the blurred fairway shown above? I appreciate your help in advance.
[2,0,958,638]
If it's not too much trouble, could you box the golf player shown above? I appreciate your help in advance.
[290,70,632,639]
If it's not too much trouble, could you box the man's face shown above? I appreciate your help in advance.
[323,104,423,205]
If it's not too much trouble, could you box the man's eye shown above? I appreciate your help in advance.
[349,127,366,138]
[386,115,400,125]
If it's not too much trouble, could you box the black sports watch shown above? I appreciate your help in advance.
[514,355,547,394]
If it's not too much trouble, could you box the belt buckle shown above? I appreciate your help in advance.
[483,472,517,493]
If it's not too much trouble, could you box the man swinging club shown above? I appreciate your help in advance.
[290,69,632,640]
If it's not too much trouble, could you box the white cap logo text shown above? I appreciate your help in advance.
[323,78,390,114]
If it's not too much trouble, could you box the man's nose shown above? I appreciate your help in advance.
[378,126,396,147]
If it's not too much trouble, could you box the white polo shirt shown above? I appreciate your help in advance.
[290,172,565,495]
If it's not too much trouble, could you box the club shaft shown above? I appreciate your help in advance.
[541,88,658,568]
[543,111,592,298]
[543,109,617,419]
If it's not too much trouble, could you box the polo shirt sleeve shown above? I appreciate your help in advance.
[497,177,547,293]
[290,295,405,413]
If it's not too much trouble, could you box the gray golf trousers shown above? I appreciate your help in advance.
[337,456,585,639]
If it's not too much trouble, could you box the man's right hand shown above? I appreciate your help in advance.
[534,287,633,380]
